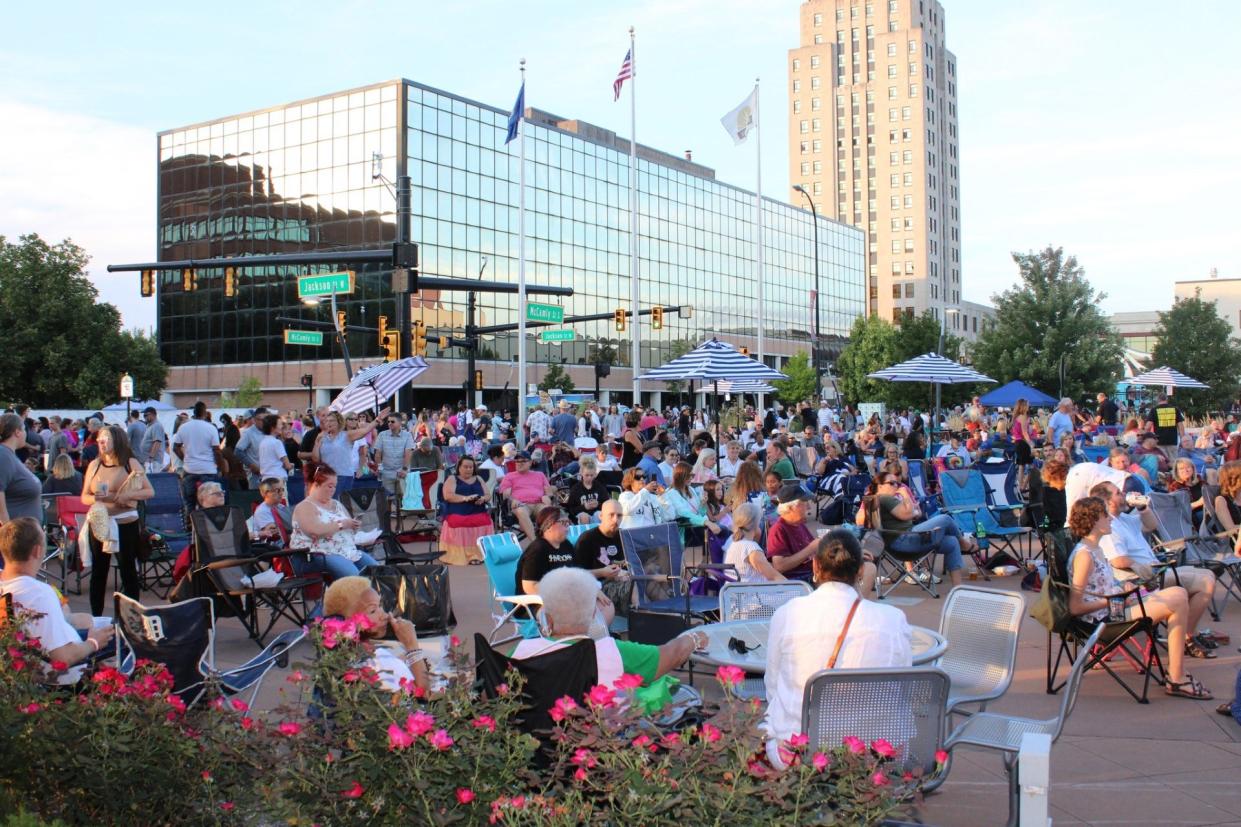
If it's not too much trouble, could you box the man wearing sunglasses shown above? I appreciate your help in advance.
[498,451,556,541]
[372,415,414,498]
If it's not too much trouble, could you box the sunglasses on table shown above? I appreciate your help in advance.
[728,637,761,655]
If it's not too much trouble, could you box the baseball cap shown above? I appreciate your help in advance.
[142,406,157,416]
[642,440,662,452]
[515,451,532,461]
[775,483,812,505]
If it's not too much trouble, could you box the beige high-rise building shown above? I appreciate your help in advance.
[789,0,961,327]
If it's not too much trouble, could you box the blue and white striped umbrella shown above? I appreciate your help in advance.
[330,357,430,414]
[712,379,778,395]
[1126,366,1209,389]
[638,338,787,383]
[867,352,995,385]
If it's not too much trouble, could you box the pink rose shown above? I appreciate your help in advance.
[787,732,810,748]
[472,715,497,732]
[341,781,365,799]
[871,770,891,787]
[219,802,235,812]
[812,752,830,772]
[935,749,949,766]
[701,723,722,743]
[842,735,865,755]
[456,787,476,805]
[428,728,455,750]
[230,698,249,713]
[870,738,897,759]
[388,722,414,750]
[588,684,617,708]
[572,748,597,768]
[574,767,589,782]
[549,695,577,722]
[278,721,302,737]
[716,664,746,687]
[613,672,644,690]
[404,710,436,737]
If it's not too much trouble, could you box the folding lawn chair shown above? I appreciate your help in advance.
[114,593,303,709]
[621,522,720,622]
[478,532,540,643]
[938,468,1031,563]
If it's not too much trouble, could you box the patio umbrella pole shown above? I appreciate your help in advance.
[714,379,720,449]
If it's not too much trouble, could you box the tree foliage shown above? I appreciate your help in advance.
[836,311,966,408]
[0,234,168,409]
[537,363,576,394]
[1150,289,1241,415]
[971,246,1121,404]
[771,351,818,404]
[219,377,264,408]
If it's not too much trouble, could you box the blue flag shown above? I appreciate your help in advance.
[505,82,525,145]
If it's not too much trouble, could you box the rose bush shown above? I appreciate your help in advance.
[0,614,921,826]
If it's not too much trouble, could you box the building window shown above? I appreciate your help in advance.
[889,86,898,99]
[903,172,913,185]
[891,261,902,275]
[909,39,917,53]
[889,151,899,163]
[814,118,822,132]
[800,120,809,134]
[887,43,897,56]
[811,76,821,90]
[905,261,915,274]
[890,173,900,186]
[909,62,918,74]
[813,160,822,173]
[904,217,914,230]
[901,106,911,120]
[810,55,820,68]
[890,196,900,208]
[799,141,809,154]
[812,139,822,152]
[904,238,914,252]
[800,162,810,175]
[890,217,901,230]
[888,108,898,122]
[892,283,903,298]
[814,12,823,24]
[866,24,874,36]
[811,97,821,110]
[889,20,898,31]
[814,34,824,44]
[903,194,913,207]
[903,149,913,163]
[888,64,898,78]
[836,8,844,20]
[905,283,915,298]
[909,84,919,97]
[812,181,822,195]
[792,58,800,71]
[793,100,801,113]
[792,79,801,92]
[889,0,898,10]
[902,128,912,141]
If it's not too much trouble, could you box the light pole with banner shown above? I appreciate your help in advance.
[120,373,134,420]
[792,184,821,401]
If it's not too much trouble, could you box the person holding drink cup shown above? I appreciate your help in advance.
[1066,496,1209,700]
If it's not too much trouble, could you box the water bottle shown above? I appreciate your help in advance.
[975,521,989,549]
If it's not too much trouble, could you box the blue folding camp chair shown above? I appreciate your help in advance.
[620,523,719,621]
[477,533,540,642]
[142,473,194,596]
[938,468,1031,562]
[976,459,1024,512]
[907,460,939,517]
[1081,445,1110,464]
[566,524,592,546]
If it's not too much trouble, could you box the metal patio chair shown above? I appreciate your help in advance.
[945,625,1103,827]
[718,580,812,622]
[934,585,1023,716]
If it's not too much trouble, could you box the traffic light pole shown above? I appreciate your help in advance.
[396,175,413,413]
[466,290,478,409]
[329,291,354,380]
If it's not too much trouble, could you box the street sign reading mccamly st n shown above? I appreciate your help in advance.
[525,301,564,324]
[284,329,325,346]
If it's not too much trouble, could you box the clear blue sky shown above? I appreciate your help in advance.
[2,0,1238,330]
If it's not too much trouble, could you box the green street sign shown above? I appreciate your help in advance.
[284,329,325,346]
[525,301,564,324]
[297,271,355,298]
[538,329,576,343]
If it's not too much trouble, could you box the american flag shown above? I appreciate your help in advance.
[613,48,633,101]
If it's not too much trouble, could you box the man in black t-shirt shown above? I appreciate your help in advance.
[1146,395,1184,448]
[1096,392,1119,426]
[574,500,625,568]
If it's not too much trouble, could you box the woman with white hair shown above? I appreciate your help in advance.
[724,502,786,582]
[690,448,719,484]
[510,567,702,688]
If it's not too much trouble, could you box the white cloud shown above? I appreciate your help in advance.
[0,99,156,331]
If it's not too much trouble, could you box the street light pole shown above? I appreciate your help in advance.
[793,184,821,401]
[935,307,959,433]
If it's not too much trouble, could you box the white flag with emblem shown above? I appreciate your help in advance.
[720,88,758,145]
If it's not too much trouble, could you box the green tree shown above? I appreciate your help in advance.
[772,351,817,405]
[836,312,964,409]
[220,377,264,408]
[659,339,695,395]
[1150,289,1241,415]
[971,246,1122,403]
[537,363,576,393]
[0,234,168,408]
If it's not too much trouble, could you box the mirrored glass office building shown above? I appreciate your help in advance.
[157,79,865,409]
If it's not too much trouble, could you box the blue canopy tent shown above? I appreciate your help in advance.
[978,380,1057,409]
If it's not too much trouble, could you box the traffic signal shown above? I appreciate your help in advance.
[299,374,313,388]
[182,268,197,292]
[413,320,427,356]
[651,305,664,330]
[140,269,155,297]
[438,335,449,349]
[614,307,626,332]
[740,346,750,356]
[474,370,484,391]
[336,310,347,340]
[224,266,236,298]
[378,315,400,361]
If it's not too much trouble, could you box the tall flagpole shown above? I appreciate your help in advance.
[517,58,529,448]
[754,78,766,414]
[628,27,641,408]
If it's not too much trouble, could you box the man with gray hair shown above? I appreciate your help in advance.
[1048,397,1075,449]
[408,437,443,473]
[508,566,700,689]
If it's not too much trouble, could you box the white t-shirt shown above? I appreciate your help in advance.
[719,455,744,478]
[1064,464,1128,525]
[369,644,416,693]
[258,435,288,478]
[0,575,85,684]
[1099,510,1157,579]
[172,419,220,475]
[724,538,768,582]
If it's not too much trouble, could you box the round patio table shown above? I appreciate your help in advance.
[687,619,946,673]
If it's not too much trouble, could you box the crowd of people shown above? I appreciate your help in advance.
[6,383,1241,767]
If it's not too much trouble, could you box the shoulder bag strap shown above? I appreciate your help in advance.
[826,596,863,669]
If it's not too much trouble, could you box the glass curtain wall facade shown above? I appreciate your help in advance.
[158,79,864,388]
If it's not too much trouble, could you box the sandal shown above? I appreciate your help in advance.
[1166,675,1213,700]
[1194,632,1220,650]
[1217,701,1234,717]
[1186,639,1218,659]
